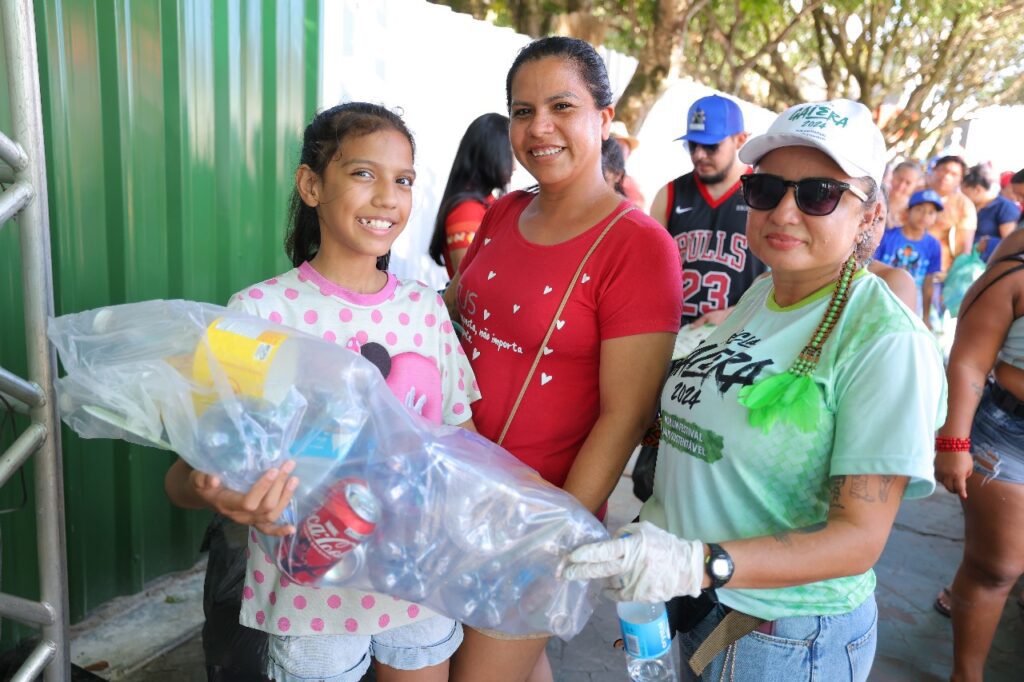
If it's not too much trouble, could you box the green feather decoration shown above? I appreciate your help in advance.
[737,254,860,433]
[738,371,821,432]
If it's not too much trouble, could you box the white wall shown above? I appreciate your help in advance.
[321,0,636,288]
[963,105,1024,174]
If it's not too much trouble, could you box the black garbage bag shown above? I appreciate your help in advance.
[201,514,271,682]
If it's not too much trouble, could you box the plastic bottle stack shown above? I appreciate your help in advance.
[47,300,613,638]
[617,601,677,681]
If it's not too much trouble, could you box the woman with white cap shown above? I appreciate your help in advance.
[565,99,947,680]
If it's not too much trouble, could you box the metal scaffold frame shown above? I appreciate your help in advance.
[0,0,71,680]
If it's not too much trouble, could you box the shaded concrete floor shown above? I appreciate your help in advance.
[122,477,1023,681]
[870,489,1023,681]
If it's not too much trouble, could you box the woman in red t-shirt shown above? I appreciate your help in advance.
[429,113,513,278]
[445,37,682,682]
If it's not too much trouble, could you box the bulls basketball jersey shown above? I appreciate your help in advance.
[663,172,766,324]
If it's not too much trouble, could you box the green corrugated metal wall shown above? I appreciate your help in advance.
[0,0,320,649]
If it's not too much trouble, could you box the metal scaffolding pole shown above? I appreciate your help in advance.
[0,0,70,680]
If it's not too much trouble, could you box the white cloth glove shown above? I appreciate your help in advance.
[562,521,705,602]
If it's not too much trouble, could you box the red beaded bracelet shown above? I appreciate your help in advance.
[935,436,971,452]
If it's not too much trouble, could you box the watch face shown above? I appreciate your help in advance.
[710,556,732,579]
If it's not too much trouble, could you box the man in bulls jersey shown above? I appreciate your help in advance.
[650,94,766,326]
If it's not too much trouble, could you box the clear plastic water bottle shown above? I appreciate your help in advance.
[617,601,677,681]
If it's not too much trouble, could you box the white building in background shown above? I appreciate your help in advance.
[321,0,636,288]
[964,105,1024,174]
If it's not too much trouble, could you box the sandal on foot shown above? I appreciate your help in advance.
[934,586,952,618]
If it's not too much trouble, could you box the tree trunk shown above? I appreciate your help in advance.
[615,0,702,133]
[615,59,670,133]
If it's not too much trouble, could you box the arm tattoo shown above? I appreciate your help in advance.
[829,476,846,509]
[834,474,903,506]
[970,381,984,397]
[879,475,896,503]
[850,475,874,502]
[772,521,828,545]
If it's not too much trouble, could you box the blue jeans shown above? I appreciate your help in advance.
[678,596,877,681]
[267,616,462,682]
[971,382,1024,484]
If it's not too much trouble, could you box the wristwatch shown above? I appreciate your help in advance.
[705,543,734,589]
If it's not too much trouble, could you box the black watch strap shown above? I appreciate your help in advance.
[705,542,734,589]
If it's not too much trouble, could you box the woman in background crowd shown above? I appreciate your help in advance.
[608,120,645,206]
[934,228,1024,682]
[601,137,626,198]
[429,113,513,279]
[886,160,924,229]
[962,163,1021,261]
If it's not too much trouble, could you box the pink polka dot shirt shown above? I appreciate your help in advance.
[229,262,480,636]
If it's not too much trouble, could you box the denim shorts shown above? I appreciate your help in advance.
[678,595,877,681]
[266,616,462,682]
[971,383,1024,484]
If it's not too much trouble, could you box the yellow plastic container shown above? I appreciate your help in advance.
[192,317,294,409]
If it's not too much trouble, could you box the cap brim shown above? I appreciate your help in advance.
[678,131,729,145]
[738,133,877,184]
[909,200,943,212]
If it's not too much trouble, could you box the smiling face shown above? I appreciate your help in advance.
[746,146,877,289]
[298,129,414,270]
[508,56,612,192]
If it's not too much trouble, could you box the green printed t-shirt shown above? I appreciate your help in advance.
[641,273,946,621]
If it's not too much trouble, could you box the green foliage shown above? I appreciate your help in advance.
[601,4,657,54]
[734,0,787,25]
[431,0,1024,157]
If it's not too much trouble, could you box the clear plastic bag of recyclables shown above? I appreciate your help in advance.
[48,300,607,638]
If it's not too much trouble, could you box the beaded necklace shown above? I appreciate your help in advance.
[737,253,858,432]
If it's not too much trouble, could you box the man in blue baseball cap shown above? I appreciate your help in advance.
[650,94,765,327]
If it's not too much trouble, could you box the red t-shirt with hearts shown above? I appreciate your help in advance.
[456,190,682,488]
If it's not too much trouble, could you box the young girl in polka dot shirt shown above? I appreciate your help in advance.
[166,103,478,682]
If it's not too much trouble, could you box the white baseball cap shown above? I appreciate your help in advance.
[739,99,887,186]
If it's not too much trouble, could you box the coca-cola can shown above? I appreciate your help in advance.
[279,478,381,585]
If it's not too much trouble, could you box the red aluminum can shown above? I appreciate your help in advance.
[279,478,381,585]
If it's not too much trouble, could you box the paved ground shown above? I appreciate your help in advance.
[117,474,1023,681]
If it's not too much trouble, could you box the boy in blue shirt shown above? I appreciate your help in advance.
[875,189,944,327]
